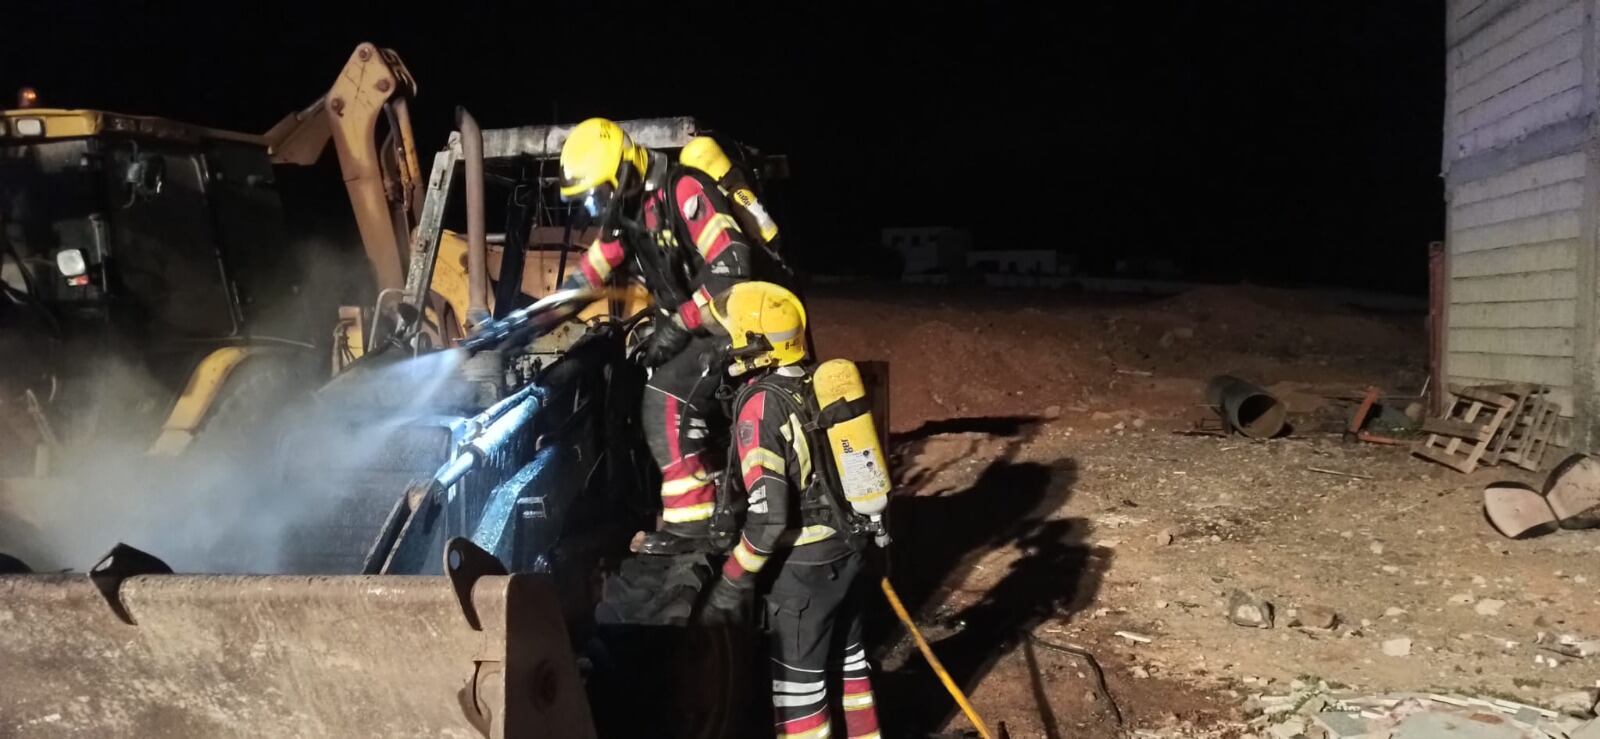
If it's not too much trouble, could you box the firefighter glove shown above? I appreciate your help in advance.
[640,315,692,367]
[700,577,749,627]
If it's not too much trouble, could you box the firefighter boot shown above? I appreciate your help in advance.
[639,522,715,556]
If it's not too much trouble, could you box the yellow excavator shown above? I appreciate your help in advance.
[0,43,797,738]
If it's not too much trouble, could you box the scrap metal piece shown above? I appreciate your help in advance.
[1345,385,1407,445]
[1544,454,1600,530]
[87,543,172,625]
[1205,375,1287,439]
[1483,482,1560,539]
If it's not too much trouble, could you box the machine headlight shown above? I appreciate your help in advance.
[12,118,44,137]
[56,249,87,278]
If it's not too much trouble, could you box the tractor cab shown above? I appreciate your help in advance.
[0,105,312,470]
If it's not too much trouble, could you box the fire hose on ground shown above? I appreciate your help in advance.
[880,577,997,739]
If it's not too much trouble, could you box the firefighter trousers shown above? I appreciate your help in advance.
[641,336,724,531]
[766,550,881,739]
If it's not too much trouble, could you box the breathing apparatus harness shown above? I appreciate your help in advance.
[710,366,885,553]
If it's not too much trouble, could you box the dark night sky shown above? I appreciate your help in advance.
[1,3,1443,293]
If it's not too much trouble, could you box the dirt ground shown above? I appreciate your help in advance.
[807,285,1600,738]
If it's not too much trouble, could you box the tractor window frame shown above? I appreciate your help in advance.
[102,140,241,339]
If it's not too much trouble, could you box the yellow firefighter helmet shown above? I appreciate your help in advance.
[558,118,650,217]
[710,282,808,376]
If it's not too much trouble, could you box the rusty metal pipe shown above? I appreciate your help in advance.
[1205,375,1287,439]
[458,107,490,328]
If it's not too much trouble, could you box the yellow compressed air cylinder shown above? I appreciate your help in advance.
[680,136,735,180]
[813,359,890,516]
[680,137,780,245]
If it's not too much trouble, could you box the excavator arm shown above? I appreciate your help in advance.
[264,43,421,293]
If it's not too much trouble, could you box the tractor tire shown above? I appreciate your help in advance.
[586,554,763,739]
[197,354,311,457]
[595,552,710,627]
[179,354,315,572]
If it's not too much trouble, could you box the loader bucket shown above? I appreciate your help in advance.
[0,571,595,738]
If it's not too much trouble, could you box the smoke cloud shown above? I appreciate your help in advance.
[0,349,467,574]
[0,234,471,574]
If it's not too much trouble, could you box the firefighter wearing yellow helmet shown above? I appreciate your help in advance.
[558,118,777,555]
[699,281,889,739]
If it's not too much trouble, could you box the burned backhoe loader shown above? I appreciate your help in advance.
[0,101,321,481]
[0,41,430,490]
[0,44,437,585]
[0,104,789,737]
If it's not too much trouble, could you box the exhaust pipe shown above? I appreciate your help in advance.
[458,107,490,329]
[1206,375,1287,439]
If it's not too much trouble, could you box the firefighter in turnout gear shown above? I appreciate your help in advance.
[699,282,886,739]
[558,118,773,554]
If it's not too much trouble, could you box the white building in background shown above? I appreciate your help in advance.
[1441,0,1600,446]
[882,227,970,275]
[967,250,1058,275]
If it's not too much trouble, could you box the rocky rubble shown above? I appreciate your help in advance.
[1247,685,1600,738]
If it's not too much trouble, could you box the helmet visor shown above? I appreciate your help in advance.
[574,182,616,219]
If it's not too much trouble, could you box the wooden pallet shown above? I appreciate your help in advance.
[1470,383,1561,471]
[1411,384,1516,473]
[1479,383,1538,467]
[1500,392,1560,471]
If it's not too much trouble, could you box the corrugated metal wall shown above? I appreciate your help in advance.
[1447,152,1582,411]
[1449,0,1585,157]
[1444,0,1593,424]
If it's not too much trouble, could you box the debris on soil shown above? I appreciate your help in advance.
[1252,687,1594,739]
[1265,715,1309,738]
[1537,634,1600,659]
[1383,637,1414,657]
[1155,529,1175,546]
[1475,599,1507,617]
[813,287,1598,736]
[1550,689,1599,718]
[1116,630,1155,644]
[1310,466,1377,480]
[1159,327,1197,349]
[1287,605,1340,631]
[1228,589,1275,629]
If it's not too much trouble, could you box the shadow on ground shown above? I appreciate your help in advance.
[873,416,1110,737]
